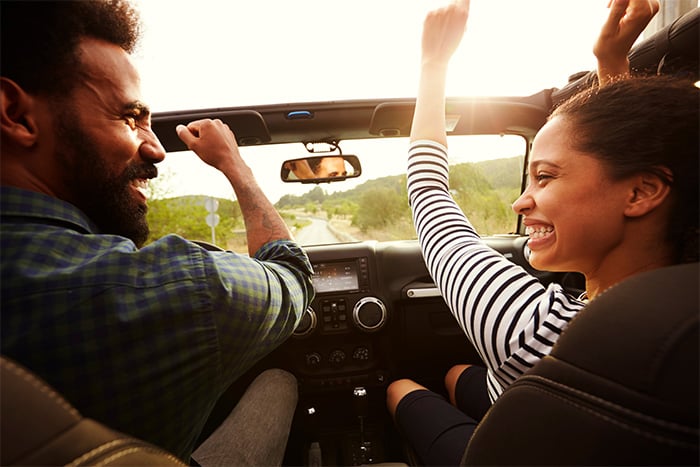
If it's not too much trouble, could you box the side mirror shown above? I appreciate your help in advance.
[281,155,362,184]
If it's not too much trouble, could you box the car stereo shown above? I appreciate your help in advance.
[312,257,369,294]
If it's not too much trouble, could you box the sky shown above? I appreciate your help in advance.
[128,1,637,202]
[132,0,612,109]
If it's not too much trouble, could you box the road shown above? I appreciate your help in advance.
[294,217,342,245]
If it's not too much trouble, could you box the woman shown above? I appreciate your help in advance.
[386,0,698,465]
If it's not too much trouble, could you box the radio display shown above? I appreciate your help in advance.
[312,261,359,293]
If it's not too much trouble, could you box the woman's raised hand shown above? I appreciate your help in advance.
[594,0,659,84]
[421,0,470,69]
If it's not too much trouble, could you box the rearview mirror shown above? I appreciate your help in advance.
[281,155,361,183]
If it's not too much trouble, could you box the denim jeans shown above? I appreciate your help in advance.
[192,369,298,466]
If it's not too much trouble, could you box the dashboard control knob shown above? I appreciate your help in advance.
[352,346,370,361]
[352,297,387,332]
[328,349,346,365]
[293,306,317,338]
[305,352,322,367]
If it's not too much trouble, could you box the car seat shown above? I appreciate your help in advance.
[0,355,186,466]
[461,262,699,466]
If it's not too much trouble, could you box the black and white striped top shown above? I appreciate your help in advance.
[407,140,584,402]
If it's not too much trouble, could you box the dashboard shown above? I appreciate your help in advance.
[204,236,585,465]
[283,237,585,395]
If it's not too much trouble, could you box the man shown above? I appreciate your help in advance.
[313,156,348,178]
[284,156,348,180]
[0,1,314,464]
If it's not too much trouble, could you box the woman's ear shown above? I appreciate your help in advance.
[624,169,673,218]
[0,77,39,148]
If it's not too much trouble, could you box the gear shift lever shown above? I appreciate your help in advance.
[352,386,372,464]
[353,386,368,417]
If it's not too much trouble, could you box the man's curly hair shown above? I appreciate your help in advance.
[1,0,142,97]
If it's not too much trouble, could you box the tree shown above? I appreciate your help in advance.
[144,167,174,200]
[145,196,243,246]
[450,163,515,235]
[304,202,319,215]
[352,187,410,232]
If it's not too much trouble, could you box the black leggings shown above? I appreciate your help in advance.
[393,365,490,466]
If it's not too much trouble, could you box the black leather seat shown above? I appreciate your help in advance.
[0,355,186,466]
[462,262,699,466]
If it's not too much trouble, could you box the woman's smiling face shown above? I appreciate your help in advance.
[512,116,635,276]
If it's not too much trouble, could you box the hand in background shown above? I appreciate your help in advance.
[420,0,470,70]
[594,0,659,85]
[411,0,471,145]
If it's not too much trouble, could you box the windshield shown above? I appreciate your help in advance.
[137,1,691,252]
[146,134,526,251]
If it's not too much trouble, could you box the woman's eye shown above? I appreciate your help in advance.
[535,173,553,184]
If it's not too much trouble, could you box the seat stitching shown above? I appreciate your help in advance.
[93,446,187,466]
[1,358,79,418]
[515,377,699,448]
[64,439,185,467]
[64,439,132,466]
[521,374,696,431]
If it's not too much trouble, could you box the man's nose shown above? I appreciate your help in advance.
[139,128,166,164]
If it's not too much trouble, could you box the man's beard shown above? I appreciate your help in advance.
[55,116,157,248]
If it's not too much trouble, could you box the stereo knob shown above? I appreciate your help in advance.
[328,349,346,365]
[352,297,387,332]
[305,352,322,367]
[352,346,371,361]
[293,307,317,338]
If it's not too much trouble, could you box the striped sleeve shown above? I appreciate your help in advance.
[407,140,584,401]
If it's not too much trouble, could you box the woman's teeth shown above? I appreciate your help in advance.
[526,226,554,239]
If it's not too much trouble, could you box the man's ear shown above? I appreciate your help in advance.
[0,77,39,148]
[624,169,673,218]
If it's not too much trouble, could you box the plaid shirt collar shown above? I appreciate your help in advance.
[1,186,99,234]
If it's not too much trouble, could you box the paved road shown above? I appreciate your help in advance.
[295,217,341,245]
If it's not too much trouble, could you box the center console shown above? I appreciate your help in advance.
[291,244,390,392]
[284,243,397,464]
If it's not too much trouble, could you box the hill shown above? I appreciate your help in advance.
[275,156,523,236]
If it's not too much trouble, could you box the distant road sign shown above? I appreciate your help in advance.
[206,213,220,228]
[205,197,219,213]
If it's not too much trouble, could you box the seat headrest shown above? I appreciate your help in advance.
[551,262,699,409]
[462,263,699,466]
[1,356,82,464]
[1,355,187,466]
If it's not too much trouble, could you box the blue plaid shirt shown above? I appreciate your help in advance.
[1,186,314,460]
